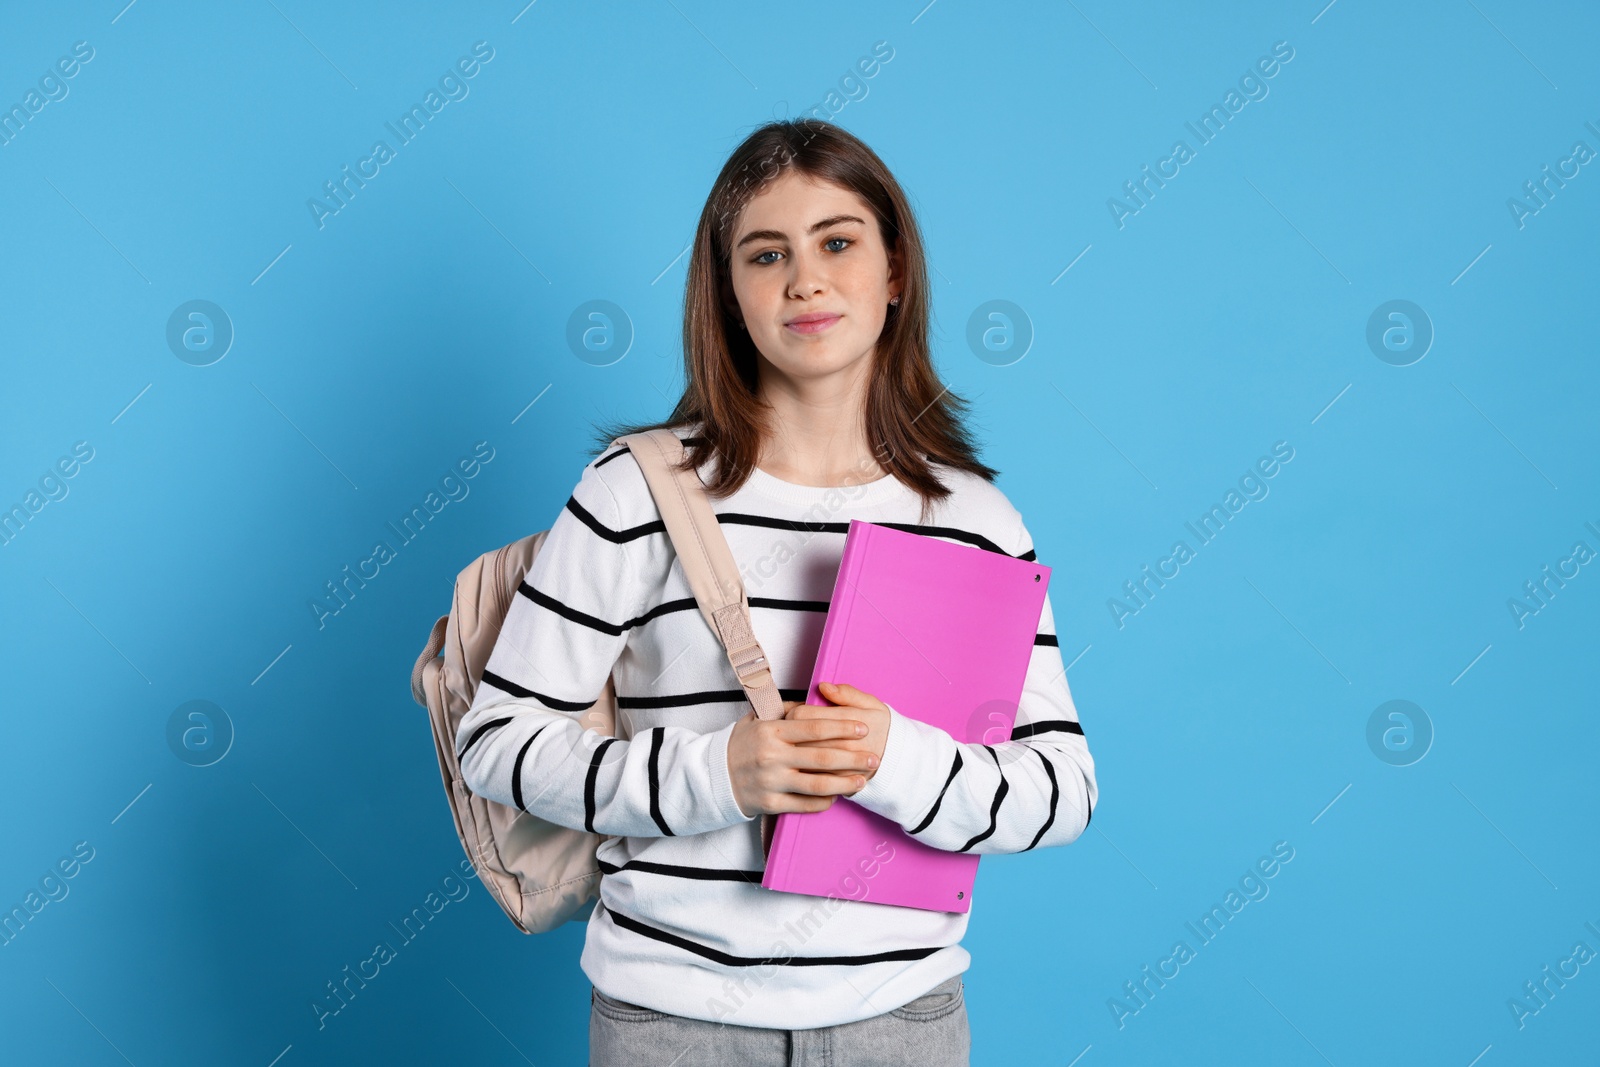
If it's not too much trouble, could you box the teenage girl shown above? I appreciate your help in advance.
[457,119,1098,1067]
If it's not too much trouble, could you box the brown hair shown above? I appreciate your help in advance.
[590,118,997,524]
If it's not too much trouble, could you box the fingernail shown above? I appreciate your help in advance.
[867,754,878,768]
[855,723,867,736]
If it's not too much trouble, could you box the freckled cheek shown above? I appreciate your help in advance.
[734,274,784,327]
[835,269,886,314]
[841,293,885,330]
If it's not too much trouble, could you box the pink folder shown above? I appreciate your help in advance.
[759,519,1051,913]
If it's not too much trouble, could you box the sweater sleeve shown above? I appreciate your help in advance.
[454,453,755,839]
[847,508,1098,854]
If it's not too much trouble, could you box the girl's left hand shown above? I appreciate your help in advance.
[783,681,891,787]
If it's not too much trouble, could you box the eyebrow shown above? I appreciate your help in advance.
[734,214,867,250]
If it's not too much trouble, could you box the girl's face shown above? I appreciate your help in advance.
[726,170,902,393]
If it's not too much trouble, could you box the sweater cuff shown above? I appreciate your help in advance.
[707,719,756,825]
[848,703,955,826]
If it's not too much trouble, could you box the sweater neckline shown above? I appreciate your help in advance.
[740,463,911,508]
[673,423,916,508]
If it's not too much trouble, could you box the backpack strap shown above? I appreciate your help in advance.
[617,429,786,724]
[411,614,449,706]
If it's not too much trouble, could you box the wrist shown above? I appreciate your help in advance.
[849,704,953,820]
[714,719,757,824]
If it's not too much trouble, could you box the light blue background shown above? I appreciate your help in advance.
[2,1,1597,1064]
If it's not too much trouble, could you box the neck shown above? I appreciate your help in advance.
[753,359,886,487]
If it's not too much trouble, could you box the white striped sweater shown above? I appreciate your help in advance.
[455,424,1097,1029]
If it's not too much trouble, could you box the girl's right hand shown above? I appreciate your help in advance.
[726,702,877,818]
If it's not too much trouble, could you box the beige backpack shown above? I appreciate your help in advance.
[410,428,786,934]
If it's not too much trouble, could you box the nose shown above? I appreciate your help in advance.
[785,248,826,301]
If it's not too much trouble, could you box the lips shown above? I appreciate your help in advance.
[785,313,841,335]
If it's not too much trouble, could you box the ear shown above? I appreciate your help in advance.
[885,243,905,306]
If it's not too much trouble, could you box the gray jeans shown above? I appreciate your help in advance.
[589,974,970,1066]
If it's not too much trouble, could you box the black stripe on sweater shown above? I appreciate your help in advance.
[617,687,809,710]
[603,904,944,967]
[646,728,674,836]
[518,585,703,635]
[630,596,699,627]
[909,750,963,835]
[1011,719,1084,740]
[1022,748,1060,852]
[521,581,626,636]
[956,746,1008,853]
[591,440,1029,559]
[1034,633,1058,647]
[593,436,707,470]
[510,724,551,812]
[623,594,829,625]
[457,716,513,759]
[479,669,596,712]
[750,596,831,613]
[597,857,763,883]
[518,587,832,637]
[568,499,1027,560]
[715,513,1016,557]
[584,738,620,833]
[566,494,665,544]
